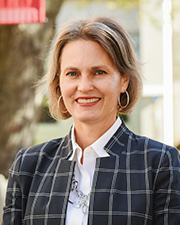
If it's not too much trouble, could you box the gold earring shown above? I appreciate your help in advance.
[57,95,68,113]
[118,91,129,109]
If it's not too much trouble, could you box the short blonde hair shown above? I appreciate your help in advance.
[44,17,142,120]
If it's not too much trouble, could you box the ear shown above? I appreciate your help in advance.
[121,74,130,93]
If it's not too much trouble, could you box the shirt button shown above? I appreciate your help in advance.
[86,148,92,154]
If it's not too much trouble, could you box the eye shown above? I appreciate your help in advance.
[95,70,107,75]
[66,71,77,77]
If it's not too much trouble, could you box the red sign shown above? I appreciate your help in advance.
[0,0,46,25]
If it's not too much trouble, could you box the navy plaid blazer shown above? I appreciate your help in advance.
[3,121,180,225]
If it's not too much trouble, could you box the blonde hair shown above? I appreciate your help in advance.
[44,17,142,120]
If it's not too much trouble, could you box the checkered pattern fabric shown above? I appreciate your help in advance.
[3,121,180,225]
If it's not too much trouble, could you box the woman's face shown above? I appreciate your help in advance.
[59,39,129,127]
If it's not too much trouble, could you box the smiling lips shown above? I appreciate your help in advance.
[76,97,101,104]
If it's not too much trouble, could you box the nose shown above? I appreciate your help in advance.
[77,75,94,93]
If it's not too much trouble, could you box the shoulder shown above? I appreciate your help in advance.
[9,135,72,179]
[121,121,178,153]
[16,137,63,161]
[108,121,179,167]
[19,137,65,159]
[130,129,179,159]
[127,124,180,169]
[135,135,179,167]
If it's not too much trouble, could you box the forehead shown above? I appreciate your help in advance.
[61,39,106,55]
[60,39,115,68]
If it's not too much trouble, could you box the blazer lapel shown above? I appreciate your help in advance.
[25,132,76,225]
[45,132,76,225]
[88,121,129,225]
[88,156,119,225]
[50,158,75,225]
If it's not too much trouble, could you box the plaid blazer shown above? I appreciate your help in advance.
[3,121,180,225]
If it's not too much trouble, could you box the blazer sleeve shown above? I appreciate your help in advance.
[153,147,180,225]
[2,150,24,225]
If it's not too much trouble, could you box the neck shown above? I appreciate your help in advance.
[74,117,116,150]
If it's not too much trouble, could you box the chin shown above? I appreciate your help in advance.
[75,114,101,124]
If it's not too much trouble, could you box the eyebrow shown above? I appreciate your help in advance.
[62,65,111,72]
[62,66,78,71]
[91,65,110,70]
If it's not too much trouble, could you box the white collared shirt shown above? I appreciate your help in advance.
[66,117,122,225]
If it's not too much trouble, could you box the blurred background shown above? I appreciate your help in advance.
[0,0,180,221]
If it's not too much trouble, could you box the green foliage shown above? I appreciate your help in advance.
[39,97,56,123]
[118,113,129,122]
[177,144,180,151]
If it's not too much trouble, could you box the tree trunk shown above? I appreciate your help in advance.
[0,0,64,177]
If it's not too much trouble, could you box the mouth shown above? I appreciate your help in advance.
[76,97,101,104]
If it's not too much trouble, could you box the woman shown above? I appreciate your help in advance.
[3,17,180,225]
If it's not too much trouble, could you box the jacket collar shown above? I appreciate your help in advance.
[104,120,131,156]
[60,120,131,159]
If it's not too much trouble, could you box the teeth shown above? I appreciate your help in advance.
[77,98,100,103]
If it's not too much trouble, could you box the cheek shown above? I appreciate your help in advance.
[60,78,72,96]
[107,78,121,97]
[100,83,120,107]
[60,84,77,109]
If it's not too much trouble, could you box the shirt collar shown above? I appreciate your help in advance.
[69,117,122,160]
[91,117,121,157]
